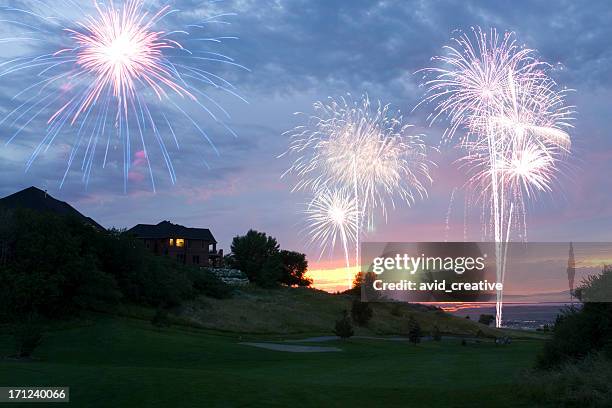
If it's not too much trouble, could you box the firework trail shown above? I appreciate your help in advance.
[0,0,247,191]
[303,188,359,287]
[420,27,574,327]
[282,94,433,286]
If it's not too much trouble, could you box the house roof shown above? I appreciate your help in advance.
[0,186,105,230]
[128,221,216,243]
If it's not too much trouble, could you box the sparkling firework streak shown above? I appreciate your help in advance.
[0,0,247,191]
[303,188,359,287]
[282,94,433,286]
[421,27,574,327]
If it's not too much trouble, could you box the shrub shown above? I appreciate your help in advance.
[521,353,612,408]
[478,314,495,326]
[407,315,421,345]
[187,268,232,299]
[0,209,234,321]
[537,303,612,369]
[350,299,373,326]
[537,266,612,369]
[334,310,354,339]
[432,325,442,341]
[14,318,43,358]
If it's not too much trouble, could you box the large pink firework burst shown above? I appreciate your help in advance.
[0,0,247,191]
[58,0,193,123]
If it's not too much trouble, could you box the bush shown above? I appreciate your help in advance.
[350,299,373,326]
[432,325,442,341]
[537,303,612,369]
[407,315,421,345]
[521,353,612,408]
[0,209,233,322]
[334,310,354,339]
[187,268,232,299]
[478,314,495,326]
[13,318,43,358]
[537,266,612,369]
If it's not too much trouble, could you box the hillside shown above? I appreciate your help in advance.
[174,286,519,338]
[0,186,104,229]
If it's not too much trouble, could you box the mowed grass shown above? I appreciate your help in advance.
[0,316,543,408]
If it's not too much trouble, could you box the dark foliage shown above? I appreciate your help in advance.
[0,209,231,321]
[279,250,312,287]
[334,310,354,339]
[478,314,495,326]
[350,299,373,326]
[432,325,442,341]
[349,272,381,300]
[537,265,612,369]
[230,230,280,285]
[187,268,233,299]
[229,230,310,288]
[407,315,422,345]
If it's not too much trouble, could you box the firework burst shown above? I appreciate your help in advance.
[283,95,432,221]
[0,0,247,191]
[303,188,359,286]
[282,94,433,285]
[421,27,574,327]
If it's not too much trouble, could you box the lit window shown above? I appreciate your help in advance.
[176,238,185,247]
[169,239,174,246]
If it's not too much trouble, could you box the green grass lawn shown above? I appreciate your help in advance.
[0,316,544,408]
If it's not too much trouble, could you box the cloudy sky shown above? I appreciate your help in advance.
[1,0,611,289]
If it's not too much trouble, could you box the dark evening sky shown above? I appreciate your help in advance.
[1,0,611,286]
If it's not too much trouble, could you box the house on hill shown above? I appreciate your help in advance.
[128,221,222,267]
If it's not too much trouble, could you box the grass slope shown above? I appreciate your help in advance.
[0,316,543,408]
[178,286,536,338]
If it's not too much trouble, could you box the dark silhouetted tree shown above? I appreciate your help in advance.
[279,250,311,287]
[432,325,442,341]
[351,299,373,326]
[230,230,280,286]
[537,265,612,369]
[407,315,422,345]
[334,310,354,339]
[478,314,495,326]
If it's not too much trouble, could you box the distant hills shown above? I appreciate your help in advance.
[0,186,104,230]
